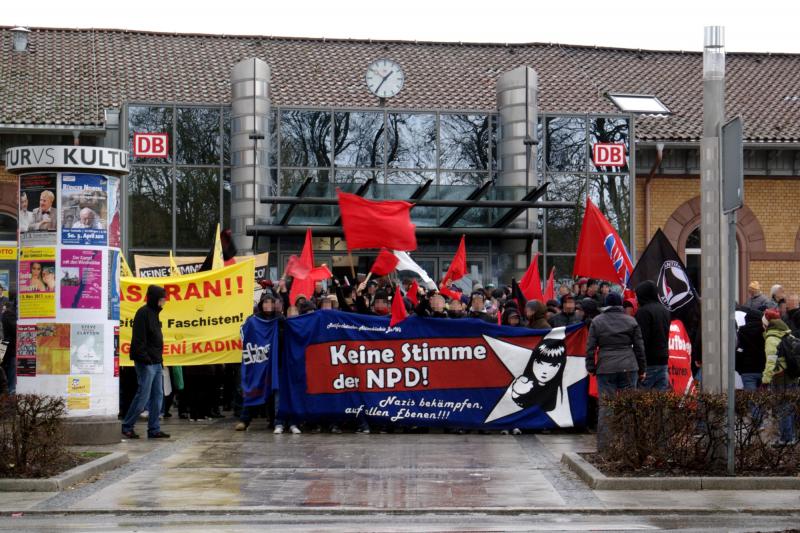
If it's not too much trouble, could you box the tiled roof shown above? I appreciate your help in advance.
[1,26,800,142]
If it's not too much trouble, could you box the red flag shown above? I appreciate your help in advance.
[519,253,544,301]
[289,228,316,305]
[285,255,310,280]
[442,236,467,284]
[337,190,417,251]
[389,286,409,327]
[309,265,332,281]
[370,248,400,276]
[408,279,420,306]
[573,198,634,288]
[543,267,555,301]
[439,282,461,301]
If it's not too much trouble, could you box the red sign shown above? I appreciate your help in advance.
[592,143,626,166]
[668,320,695,395]
[133,133,169,158]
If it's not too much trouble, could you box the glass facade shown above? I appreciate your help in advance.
[126,104,229,256]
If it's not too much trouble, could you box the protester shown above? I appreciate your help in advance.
[1,301,16,394]
[786,293,800,331]
[550,295,580,328]
[121,285,170,439]
[747,281,772,311]
[525,300,551,329]
[735,304,766,391]
[634,280,671,391]
[468,292,493,322]
[761,308,798,445]
[585,292,646,451]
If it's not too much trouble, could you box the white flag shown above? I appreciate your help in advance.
[393,251,436,290]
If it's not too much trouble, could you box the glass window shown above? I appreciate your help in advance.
[544,255,575,287]
[223,168,231,232]
[608,94,670,114]
[176,168,220,249]
[280,110,332,167]
[588,175,631,247]
[176,107,221,165]
[333,111,385,168]
[545,208,583,253]
[334,169,381,184]
[222,107,231,166]
[386,113,436,169]
[439,114,489,170]
[128,106,173,164]
[268,108,278,167]
[546,116,586,172]
[589,117,630,173]
[128,166,172,249]
[546,173,587,203]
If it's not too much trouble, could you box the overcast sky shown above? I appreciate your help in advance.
[6,0,800,53]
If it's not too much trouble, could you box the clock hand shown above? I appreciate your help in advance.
[374,71,394,93]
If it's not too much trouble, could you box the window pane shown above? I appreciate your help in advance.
[546,208,583,253]
[386,113,436,169]
[440,114,489,170]
[280,110,332,167]
[546,174,587,202]
[176,107,221,165]
[222,107,231,166]
[546,116,586,172]
[176,168,220,249]
[544,255,575,289]
[223,168,231,231]
[589,117,630,172]
[385,171,436,226]
[278,170,332,225]
[128,106,173,164]
[589,174,631,248]
[268,108,278,167]
[333,111,385,168]
[128,166,172,248]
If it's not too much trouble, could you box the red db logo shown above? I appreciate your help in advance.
[133,133,169,158]
[592,143,626,167]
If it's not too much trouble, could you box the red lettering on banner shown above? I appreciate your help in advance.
[668,320,694,395]
[122,285,143,303]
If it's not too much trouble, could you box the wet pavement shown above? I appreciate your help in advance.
[2,416,800,530]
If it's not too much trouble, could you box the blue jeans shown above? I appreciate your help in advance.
[773,383,797,443]
[596,370,638,452]
[740,373,764,425]
[641,365,669,391]
[121,361,163,436]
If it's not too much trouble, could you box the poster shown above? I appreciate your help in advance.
[36,323,71,375]
[67,375,91,395]
[59,249,103,310]
[60,174,108,246]
[257,311,589,430]
[67,396,90,410]
[20,173,58,247]
[0,270,9,294]
[113,325,120,377]
[108,250,121,320]
[16,324,37,377]
[120,260,255,366]
[19,247,56,319]
[70,324,104,374]
[107,176,121,248]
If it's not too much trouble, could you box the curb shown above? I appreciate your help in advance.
[0,452,129,492]
[561,452,800,490]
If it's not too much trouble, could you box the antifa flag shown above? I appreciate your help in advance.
[629,228,702,365]
[241,315,280,407]
[274,310,589,430]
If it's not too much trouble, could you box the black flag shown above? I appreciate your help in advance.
[630,228,702,366]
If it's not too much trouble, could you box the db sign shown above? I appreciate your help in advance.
[592,143,626,166]
[133,133,169,158]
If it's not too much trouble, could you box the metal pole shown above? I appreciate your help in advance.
[727,211,737,475]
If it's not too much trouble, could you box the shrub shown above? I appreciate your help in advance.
[598,388,800,476]
[0,393,73,478]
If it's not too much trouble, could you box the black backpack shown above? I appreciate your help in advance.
[776,333,800,379]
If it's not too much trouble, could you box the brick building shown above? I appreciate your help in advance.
[1,26,799,301]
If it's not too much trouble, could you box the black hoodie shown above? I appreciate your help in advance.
[634,280,671,366]
[130,285,166,364]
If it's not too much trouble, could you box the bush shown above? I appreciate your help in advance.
[0,393,75,478]
[598,389,800,476]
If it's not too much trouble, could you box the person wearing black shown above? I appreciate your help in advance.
[550,295,581,328]
[735,304,766,391]
[1,301,17,394]
[121,285,170,439]
[634,280,671,391]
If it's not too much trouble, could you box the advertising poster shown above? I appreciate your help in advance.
[36,323,71,375]
[20,173,58,247]
[107,176,121,248]
[120,260,255,366]
[0,270,9,293]
[67,375,91,395]
[16,324,37,377]
[67,396,90,410]
[113,326,120,377]
[70,324,104,374]
[59,249,102,310]
[61,174,108,246]
[19,247,56,319]
[108,250,121,320]
[248,311,590,431]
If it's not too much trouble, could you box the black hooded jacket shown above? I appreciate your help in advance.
[735,305,766,375]
[130,285,165,364]
[634,280,671,366]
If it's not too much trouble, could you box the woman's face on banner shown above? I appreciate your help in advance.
[30,262,42,278]
[532,359,561,384]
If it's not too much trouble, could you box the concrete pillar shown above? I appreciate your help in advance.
[230,58,271,253]
[496,66,538,280]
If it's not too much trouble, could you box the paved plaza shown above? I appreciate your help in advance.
[1,418,799,530]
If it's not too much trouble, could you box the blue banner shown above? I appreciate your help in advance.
[240,315,279,407]
[273,310,589,430]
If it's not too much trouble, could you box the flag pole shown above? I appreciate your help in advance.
[347,249,356,280]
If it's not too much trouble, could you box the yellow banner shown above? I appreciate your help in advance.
[120,260,255,366]
[0,246,17,260]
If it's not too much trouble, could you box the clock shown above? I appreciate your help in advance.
[365,59,405,98]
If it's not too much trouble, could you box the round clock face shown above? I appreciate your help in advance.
[365,59,405,98]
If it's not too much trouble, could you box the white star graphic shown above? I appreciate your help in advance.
[483,327,588,427]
